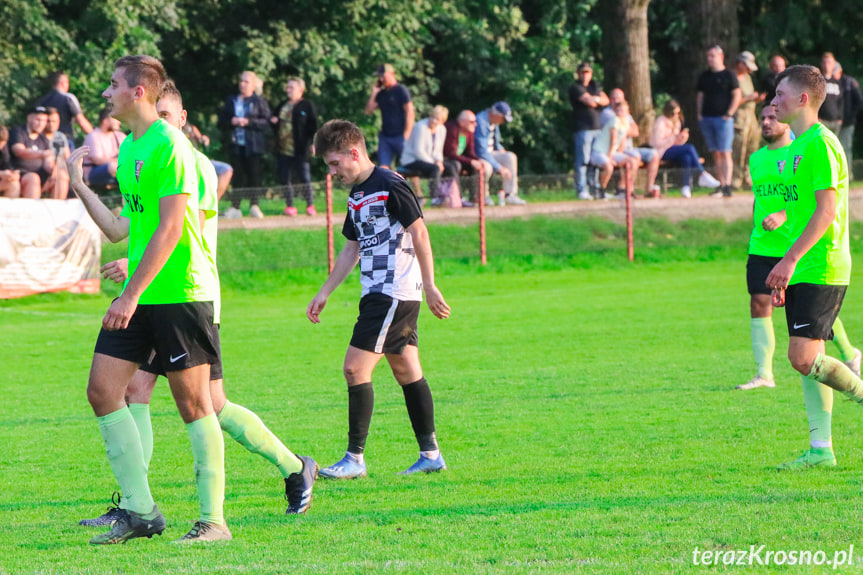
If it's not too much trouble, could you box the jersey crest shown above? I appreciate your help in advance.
[777,160,786,174]
[793,155,802,174]
[135,160,144,182]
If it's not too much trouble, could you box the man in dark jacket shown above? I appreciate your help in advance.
[443,110,484,205]
[836,62,863,177]
[218,71,271,218]
[271,77,318,216]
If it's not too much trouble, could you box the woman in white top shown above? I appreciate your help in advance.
[649,99,719,197]
[589,102,640,197]
[399,105,451,198]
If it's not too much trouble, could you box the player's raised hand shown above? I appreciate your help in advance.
[100,259,129,284]
[66,146,90,188]
[102,293,137,331]
[307,293,328,323]
[425,285,450,319]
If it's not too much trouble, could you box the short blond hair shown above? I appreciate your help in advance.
[429,105,449,122]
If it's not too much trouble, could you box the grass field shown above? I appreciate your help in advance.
[4,216,863,573]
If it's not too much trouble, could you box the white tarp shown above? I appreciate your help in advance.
[0,198,101,298]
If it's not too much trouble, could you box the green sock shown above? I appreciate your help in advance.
[217,401,302,477]
[808,353,863,402]
[801,375,833,448]
[97,407,155,515]
[187,413,225,525]
[751,317,775,380]
[832,317,856,362]
[128,403,153,472]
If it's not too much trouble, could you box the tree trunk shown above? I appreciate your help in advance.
[599,0,654,145]
[621,0,653,145]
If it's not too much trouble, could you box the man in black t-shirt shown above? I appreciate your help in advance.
[36,72,94,141]
[761,55,787,106]
[836,62,863,176]
[10,106,57,197]
[819,52,844,135]
[569,62,609,200]
[697,45,742,197]
[364,64,415,170]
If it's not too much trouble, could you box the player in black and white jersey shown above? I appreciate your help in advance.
[307,119,451,478]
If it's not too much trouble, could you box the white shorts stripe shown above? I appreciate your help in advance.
[374,298,400,354]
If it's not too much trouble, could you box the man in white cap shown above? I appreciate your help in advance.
[731,50,765,191]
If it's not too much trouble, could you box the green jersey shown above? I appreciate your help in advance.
[748,144,791,257]
[783,122,850,286]
[118,119,218,304]
[195,149,221,323]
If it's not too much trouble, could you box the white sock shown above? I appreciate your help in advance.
[421,449,440,460]
[811,440,832,449]
[346,451,364,464]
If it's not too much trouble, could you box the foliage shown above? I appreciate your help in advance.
[4,0,863,171]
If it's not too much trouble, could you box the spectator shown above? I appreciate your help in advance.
[443,110,484,207]
[732,51,765,191]
[218,70,271,219]
[570,62,610,200]
[819,52,843,134]
[0,125,31,198]
[589,101,639,198]
[835,62,863,176]
[600,89,661,198]
[364,64,415,170]
[697,45,741,197]
[81,106,124,187]
[10,106,57,198]
[271,77,318,216]
[650,99,721,198]
[42,107,71,199]
[36,72,93,140]
[761,54,787,105]
[400,105,452,201]
[475,102,524,205]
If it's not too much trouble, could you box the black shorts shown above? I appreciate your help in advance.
[94,301,218,372]
[747,254,783,295]
[140,324,223,380]
[350,293,420,354]
[21,168,50,185]
[784,283,846,340]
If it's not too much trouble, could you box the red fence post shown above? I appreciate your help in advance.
[625,164,634,262]
[478,164,487,266]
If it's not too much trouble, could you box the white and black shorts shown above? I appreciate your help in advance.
[747,254,782,295]
[94,301,219,372]
[350,293,420,354]
[139,324,223,380]
[785,283,846,341]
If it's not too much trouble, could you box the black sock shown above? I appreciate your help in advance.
[401,378,438,451]
[347,382,374,454]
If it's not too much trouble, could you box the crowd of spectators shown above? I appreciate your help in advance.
[569,46,862,200]
[3,52,862,211]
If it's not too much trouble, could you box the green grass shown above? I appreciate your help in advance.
[4,216,863,573]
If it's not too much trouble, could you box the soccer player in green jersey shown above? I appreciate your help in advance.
[739,105,861,390]
[767,65,863,470]
[79,81,318,528]
[67,56,228,542]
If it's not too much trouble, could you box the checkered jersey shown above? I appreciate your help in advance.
[342,168,423,301]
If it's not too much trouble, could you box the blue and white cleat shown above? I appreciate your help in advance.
[399,453,447,475]
[319,454,367,479]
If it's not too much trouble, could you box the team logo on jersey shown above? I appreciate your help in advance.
[793,155,803,174]
[366,215,377,226]
[777,160,786,174]
[135,160,144,182]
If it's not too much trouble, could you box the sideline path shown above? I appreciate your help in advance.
[219,188,863,231]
